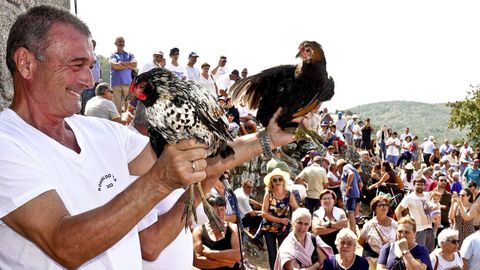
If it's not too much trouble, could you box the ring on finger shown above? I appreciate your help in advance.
[191,161,196,173]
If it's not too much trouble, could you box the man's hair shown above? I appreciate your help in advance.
[6,5,91,75]
[95,82,111,96]
[206,193,226,207]
[398,216,416,233]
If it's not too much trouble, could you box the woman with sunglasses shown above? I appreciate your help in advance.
[448,188,475,247]
[322,228,369,270]
[311,189,348,254]
[358,195,398,270]
[261,168,299,270]
[429,228,463,270]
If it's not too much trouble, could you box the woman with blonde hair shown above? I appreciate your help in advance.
[274,208,333,270]
[261,168,299,270]
[322,228,369,270]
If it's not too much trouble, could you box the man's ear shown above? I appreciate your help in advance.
[13,47,37,80]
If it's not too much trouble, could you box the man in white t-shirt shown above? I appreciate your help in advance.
[334,112,347,133]
[461,230,480,269]
[185,51,200,82]
[343,114,357,146]
[395,178,435,252]
[234,179,262,234]
[217,70,240,97]
[140,50,165,74]
[85,83,132,125]
[385,131,401,166]
[211,55,230,82]
[1,6,316,269]
[422,136,436,166]
[165,47,188,80]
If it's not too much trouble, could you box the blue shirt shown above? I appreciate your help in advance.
[341,164,360,199]
[463,167,480,186]
[110,51,135,85]
[378,243,433,270]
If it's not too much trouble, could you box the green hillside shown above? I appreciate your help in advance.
[344,101,467,143]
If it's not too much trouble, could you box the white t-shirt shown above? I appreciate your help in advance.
[139,189,194,270]
[198,73,217,97]
[84,96,121,120]
[399,192,432,232]
[165,63,188,80]
[186,66,200,82]
[430,249,463,270]
[140,61,161,74]
[212,66,230,82]
[327,171,340,184]
[460,231,480,269]
[0,109,149,269]
[335,118,346,132]
[313,206,346,222]
[216,74,233,92]
[386,137,401,156]
[423,140,436,155]
[352,124,362,140]
[234,188,253,219]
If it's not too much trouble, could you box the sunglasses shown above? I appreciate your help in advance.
[272,177,284,183]
[339,240,355,246]
[446,239,460,244]
[376,204,389,208]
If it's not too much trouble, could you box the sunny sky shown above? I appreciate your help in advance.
[71,0,480,111]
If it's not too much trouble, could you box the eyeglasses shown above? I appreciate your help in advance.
[339,240,355,246]
[376,204,389,208]
[321,197,333,201]
[446,239,460,244]
[272,177,284,183]
[245,185,254,189]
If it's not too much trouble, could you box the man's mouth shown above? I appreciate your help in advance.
[67,89,80,98]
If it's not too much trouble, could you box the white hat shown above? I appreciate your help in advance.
[264,168,290,186]
[352,114,359,119]
[405,163,414,170]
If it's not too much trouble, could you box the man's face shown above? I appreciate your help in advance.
[33,24,95,116]
[188,56,198,65]
[414,181,425,194]
[243,182,254,195]
[438,177,447,188]
[153,54,164,65]
[115,37,125,50]
[219,57,227,67]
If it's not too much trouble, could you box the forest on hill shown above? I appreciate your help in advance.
[343,101,467,144]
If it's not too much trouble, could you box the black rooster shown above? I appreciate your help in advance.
[129,68,234,231]
[229,41,335,142]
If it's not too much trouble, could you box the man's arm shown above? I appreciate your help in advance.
[2,140,207,269]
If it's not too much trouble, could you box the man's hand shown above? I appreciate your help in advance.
[266,104,320,148]
[150,139,208,191]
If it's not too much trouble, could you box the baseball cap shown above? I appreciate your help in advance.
[189,51,199,58]
[153,50,164,56]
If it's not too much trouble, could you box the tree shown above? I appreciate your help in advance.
[447,84,480,145]
[98,55,111,83]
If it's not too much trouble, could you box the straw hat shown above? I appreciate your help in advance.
[264,168,290,186]
[336,159,348,167]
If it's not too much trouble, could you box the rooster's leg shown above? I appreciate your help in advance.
[295,125,324,149]
[196,182,224,233]
[181,184,196,230]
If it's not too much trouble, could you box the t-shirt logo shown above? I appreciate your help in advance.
[97,173,117,191]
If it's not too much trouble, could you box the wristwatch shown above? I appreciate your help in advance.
[258,129,273,160]
[402,249,410,255]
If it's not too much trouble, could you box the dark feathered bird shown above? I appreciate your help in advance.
[229,41,335,135]
[129,67,234,231]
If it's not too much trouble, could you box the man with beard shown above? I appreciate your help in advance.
[395,178,435,252]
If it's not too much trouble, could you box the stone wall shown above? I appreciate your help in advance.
[0,0,70,111]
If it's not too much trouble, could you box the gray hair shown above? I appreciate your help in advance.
[95,82,111,96]
[241,178,253,187]
[438,228,459,245]
[334,228,358,246]
[6,5,91,74]
[291,208,311,224]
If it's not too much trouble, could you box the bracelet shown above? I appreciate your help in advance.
[258,129,273,160]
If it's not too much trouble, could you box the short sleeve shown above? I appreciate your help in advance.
[377,244,389,265]
[460,237,473,259]
[399,194,410,208]
[0,140,55,218]
[120,124,149,163]
[106,101,121,120]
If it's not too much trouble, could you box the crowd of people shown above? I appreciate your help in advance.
[2,5,480,270]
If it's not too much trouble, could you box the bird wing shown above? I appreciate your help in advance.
[188,81,233,142]
[228,65,296,111]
